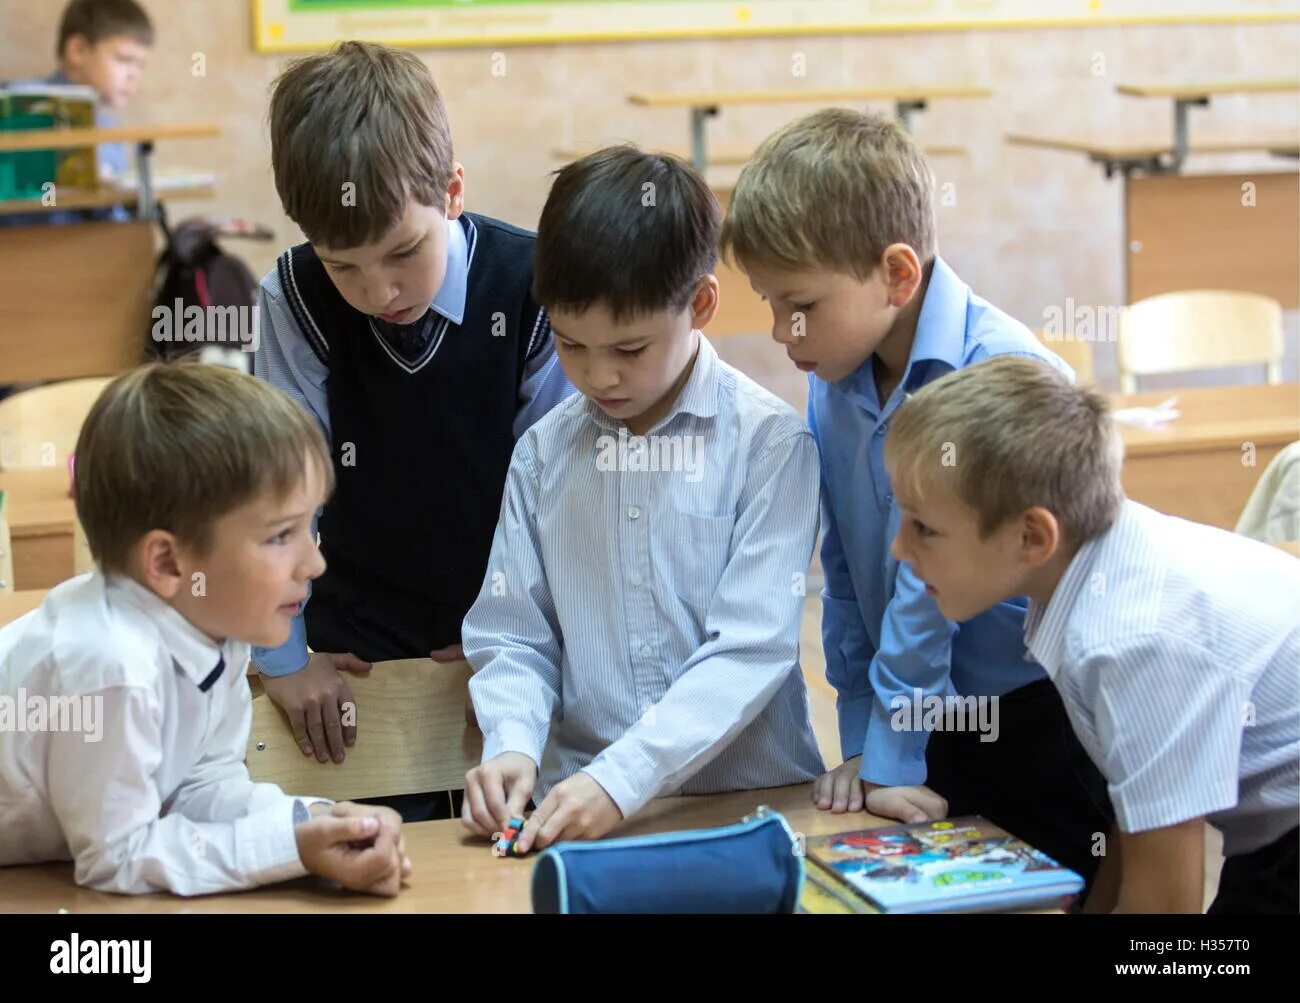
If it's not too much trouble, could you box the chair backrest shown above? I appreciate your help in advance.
[245,658,483,801]
[0,492,12,593]
[1034,332,1095,386]
[0,377,111,472]
[1117,290,1284,393]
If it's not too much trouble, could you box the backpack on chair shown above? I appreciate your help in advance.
[147,211,273,369]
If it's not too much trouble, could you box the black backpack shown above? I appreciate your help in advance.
[147,212,273,364]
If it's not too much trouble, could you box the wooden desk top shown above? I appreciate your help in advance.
[0,123,221,154]
[1006,132,1300,160]
[1116,80,1300,100]
[0,589,45,627]
[0,784,892,914]
[0,467,75,537]
[1113,382,1299,457]
[628,85,991,108]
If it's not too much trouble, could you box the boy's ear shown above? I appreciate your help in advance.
[880,243,924,308]
[135,530,186,599]
[1019,506,1061,567]
[445,163,466,220]
[61,33,91,65]
[689,274,720,330]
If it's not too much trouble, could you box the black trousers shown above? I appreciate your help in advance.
[355,789,467,823]
[924,678,1115,898]
[1209,826,1299,914]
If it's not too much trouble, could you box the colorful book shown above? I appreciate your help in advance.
[0,84,99,200]
[805,817,1084,914]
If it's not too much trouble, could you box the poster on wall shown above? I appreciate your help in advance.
[251,0,1299,52]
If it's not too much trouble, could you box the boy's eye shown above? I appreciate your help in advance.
[791,302,815,313]
[268,528,293,545]
[326,262,353,273]
[392,243,422,260]
[914,519,935,538]
[618,346,648,357]
[557,341,580,352]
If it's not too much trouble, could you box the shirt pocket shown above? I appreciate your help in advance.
[668,510,734,615]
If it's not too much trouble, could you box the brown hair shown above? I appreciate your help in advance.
[74,363,334,574]
[57,0,153,57]
[721,108,935,279]
[534,145,720,321]
[883,356,1125,544]
[269,41,455,248]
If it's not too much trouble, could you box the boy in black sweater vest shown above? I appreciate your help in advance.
[252,42,571,813]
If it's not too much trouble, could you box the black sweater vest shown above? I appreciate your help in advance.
[276,213,547,660]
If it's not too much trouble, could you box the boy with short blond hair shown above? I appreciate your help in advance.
[0,364,410,897]
[253,42,570,789]
[884,356,1299,913]
[461,147,824,850]
[722,108,1113,887]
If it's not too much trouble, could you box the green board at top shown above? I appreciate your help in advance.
[255,0,1299,52]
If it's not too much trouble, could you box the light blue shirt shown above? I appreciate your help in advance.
[252,215,574,675]
[1025,501,1300,857]
[811,256,1072,787]
[464,335,825,819]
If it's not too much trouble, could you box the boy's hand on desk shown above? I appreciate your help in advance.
[863,784,948,825]
[326,802,411,877]
[261,652,372,763]
[294,809,410,897]
[462,752,537,836]
[519,772,623,852]
[813,756,869,813]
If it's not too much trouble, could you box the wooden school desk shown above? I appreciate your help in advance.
[1114,382,1300,530]
[0,784,853,914]
[0,467,75,590]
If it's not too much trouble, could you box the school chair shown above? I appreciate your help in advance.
[0,491,12,593]
[245,658,483,802]
[1035,331,1095,386]
[1236,440,1300,546]
[0,377,110,472]
[1116,290,1284,394]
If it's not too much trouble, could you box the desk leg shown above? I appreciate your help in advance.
[690,105,718,174]
[134,140,156,222]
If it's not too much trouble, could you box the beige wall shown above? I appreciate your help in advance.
[2,1,1297,392]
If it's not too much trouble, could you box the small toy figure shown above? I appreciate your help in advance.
[492,817,528,858]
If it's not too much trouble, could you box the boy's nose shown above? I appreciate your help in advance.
[890,531,906,563]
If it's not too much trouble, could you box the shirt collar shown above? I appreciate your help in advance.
[430,214,469,325]
[105,574,237,690]
[568,332,720,430]
[835,255,970,404]
[1023,523,1112,677]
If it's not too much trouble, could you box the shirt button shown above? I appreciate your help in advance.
[630,572,644,587]
[627,506,641,520]
[640,644,652,657]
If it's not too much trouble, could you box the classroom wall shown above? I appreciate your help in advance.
[2,0,1297,396]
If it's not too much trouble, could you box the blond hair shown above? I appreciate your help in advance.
[883,356,1124,544]
[720,108,935,278]
[75,363,334,574]
[269,41,454,248]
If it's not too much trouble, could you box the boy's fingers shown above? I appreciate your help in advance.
[519,794,559,853]
[465,774,497,835]
[848,782,865,813]
[504,777,534,821]
[320,814,380,846]
[482,772,511,831]
[323,702,347,763]
[336,653,373,674]
[304,705,330,762]
[288,709,314,757]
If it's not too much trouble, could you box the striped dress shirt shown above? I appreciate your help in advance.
[464,334,825,819]
[1024,500,1300,856]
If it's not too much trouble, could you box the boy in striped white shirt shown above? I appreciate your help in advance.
[460,147,825,849]
[883,355,1299,913]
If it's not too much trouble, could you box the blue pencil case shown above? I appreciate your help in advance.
[531,806,804,914]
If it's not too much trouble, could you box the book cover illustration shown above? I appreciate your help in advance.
[805,817,1083,913]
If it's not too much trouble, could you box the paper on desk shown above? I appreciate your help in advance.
[1112,397,1180,428]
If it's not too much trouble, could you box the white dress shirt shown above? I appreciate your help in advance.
[0,574,318,895]
[464,335,826,819]
[1025,500,1300,856]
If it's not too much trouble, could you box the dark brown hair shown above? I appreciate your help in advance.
[58,0,154,57]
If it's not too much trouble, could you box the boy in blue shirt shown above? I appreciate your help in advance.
[461,147,824,847]
[885,356,1298,913]
[1,0,152,228]
[721,109,1113,886]
[251,42,570,799]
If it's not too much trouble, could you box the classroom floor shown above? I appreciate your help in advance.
[796,595,1225,910]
